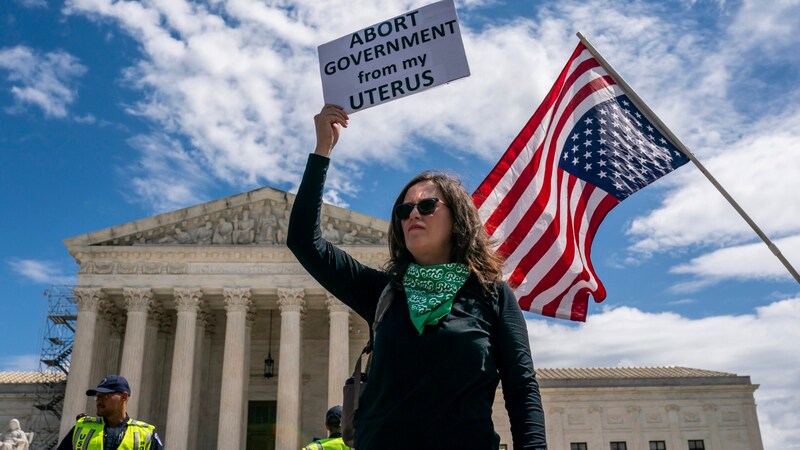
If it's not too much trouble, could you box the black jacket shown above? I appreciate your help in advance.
[287,154,546,449]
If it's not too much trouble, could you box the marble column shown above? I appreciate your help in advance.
[165,288,203,449]
[547,406,565,450]
[120,287,153,418]
[60,287,106,438]
[588,406,604,449]
[703,403,720,450]
[326,294,350,407]
[216,288,252,450]
[88,301,121,413]
[627,406,642,450]
[743,401,765,450]
[241,307,256,441]
[138,302,162,422]
[275,288,306,450]
[149,309,174,431]
[666,404,683,449]
[189,310,213,450]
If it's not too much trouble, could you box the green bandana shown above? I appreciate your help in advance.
[403,263,470,334]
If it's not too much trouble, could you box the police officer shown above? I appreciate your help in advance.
[302,405,350,450]
[56,375,163,450]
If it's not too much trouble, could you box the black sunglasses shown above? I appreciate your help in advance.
[393,198,445,220]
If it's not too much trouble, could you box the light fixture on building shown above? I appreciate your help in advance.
[264,309,275,378]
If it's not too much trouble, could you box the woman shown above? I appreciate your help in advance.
[288,104,547,449]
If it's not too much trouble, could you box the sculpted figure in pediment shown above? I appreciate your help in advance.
[213,217,233,245]
[322,219,341,243]
[233,209,255,244]
[256,204,278,244]
[196,220,214,244]
[341,227,357,245]
[276,208,290,245]
[174,226,194,244]
[157,227,177,244]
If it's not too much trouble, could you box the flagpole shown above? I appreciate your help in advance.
[576,31,800,286]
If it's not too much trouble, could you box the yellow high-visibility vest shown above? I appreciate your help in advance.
[73,416,156,450]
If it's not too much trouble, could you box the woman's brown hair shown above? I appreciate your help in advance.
[385,171,504,293]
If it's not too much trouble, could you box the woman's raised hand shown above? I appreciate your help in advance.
[314,104,349,157]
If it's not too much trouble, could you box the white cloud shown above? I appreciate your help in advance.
[15,0,47,8]
[0,354,41,372]
[728,0,800,57]
[74,114,97,124]
[613,0,800,283]
[626,108,800,285]
[670,235,800,291]
[7,258,76,285]
[528,297,800,450]
[0,46,87,118]
[125,134,216,213]
[62,0,745,208]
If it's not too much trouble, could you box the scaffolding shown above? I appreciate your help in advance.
[28,285,76,450]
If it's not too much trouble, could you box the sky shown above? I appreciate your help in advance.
[1,0,798,447]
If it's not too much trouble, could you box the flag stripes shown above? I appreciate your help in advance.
[473,43,631,321]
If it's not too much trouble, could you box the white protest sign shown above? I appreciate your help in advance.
[318,0,470,113]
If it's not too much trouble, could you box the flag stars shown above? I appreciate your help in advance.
[559,95,688,200]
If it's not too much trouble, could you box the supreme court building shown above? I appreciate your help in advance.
[54,185,764,450]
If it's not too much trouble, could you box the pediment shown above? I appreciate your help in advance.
[64,185,389,250]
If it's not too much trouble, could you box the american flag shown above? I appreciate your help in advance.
[472,42,689,321]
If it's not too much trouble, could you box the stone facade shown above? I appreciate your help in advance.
[532,367,764,450]
[59,185,383,449]
[0,372,64,448]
